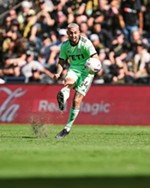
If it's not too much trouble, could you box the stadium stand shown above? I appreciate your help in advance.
[0,0,150,85]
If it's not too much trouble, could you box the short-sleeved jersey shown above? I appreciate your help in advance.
[59,35,97,72]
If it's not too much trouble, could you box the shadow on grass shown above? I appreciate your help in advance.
[0,136,37,139]
[0,176,150,188]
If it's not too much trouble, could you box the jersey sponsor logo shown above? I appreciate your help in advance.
[68,54,85,61]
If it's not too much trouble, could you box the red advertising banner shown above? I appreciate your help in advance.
[0,84,150,125]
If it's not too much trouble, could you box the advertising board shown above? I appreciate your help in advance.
[0,85,149,125]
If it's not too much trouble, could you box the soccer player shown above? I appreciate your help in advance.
[53,23,99,139]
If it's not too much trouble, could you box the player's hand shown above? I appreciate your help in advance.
[53,73,60,80]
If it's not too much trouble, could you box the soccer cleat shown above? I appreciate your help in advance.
[57,91,65,111]
[55,129,70,139]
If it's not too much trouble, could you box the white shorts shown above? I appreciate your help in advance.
[65,69,94,96]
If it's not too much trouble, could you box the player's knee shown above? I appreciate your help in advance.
[65,78,75,84]
[65,78,76,88]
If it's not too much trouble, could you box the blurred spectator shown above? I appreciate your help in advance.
[132,30,142,44]
[39,32,53,67]
[50,30,59,44]
[67,0,87,16]
[0,29,4,66]
[80,21,91,37]
[75,14,88,26]
[37,0,53,13]
[11,18,20,32]
[51,0,67,12]
[94,48,112,84]
[48,29,68,72]
[142,1,150,43]
[36,0,55,29]
[123,62,134,84]
[88,10,105,28]
[3,52,26,69]
[85,0,99,16]
[38,30,60,70]
[133,40,150,83]
[108,29,131,83]
[28,67,43,83]
[90,34,104,54]
[2,16,12,32]
[90,0,110,27]
[56,10,68,29]
[119,0,143,43]
[1,48,26,81]
[104,0,121,34]
[21,50,53,83]
[131,29,150,58]
[17,1,33,31]
[9,8,17,20]
[2,29,21,56]
[23,9,36,38]
[0,54,26,83]
[109,30,130,65]
[29,11,54,47]
[91,21,113,50]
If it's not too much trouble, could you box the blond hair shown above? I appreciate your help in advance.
[67,23,79,29]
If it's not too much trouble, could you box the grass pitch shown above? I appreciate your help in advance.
[0,124,150,188]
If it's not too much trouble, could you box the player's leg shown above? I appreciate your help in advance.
[57,70,77,111]
[55,73,94,139]
[55,91,84,139]
[57,86,70,111]
[64,91,83,131]
[63,74,94,132]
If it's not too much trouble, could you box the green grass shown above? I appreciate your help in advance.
[0,124,150,188]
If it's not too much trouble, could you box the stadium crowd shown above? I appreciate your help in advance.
[0,0,150,85]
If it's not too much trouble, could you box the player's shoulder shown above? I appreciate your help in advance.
[79,35,90,43]
[60,39,69,50]
[61,39,70,46]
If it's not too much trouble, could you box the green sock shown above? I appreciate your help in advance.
[65,108,80,131]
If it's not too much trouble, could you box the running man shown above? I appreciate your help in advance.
[53,23,99,139]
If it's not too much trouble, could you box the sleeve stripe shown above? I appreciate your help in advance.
[59,57,66,61]
[90,53,97,57]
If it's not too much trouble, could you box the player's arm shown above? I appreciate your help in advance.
[91,53,99,60]
[42,68,54,78]
[53,58,65,80]
[87,38,99,60]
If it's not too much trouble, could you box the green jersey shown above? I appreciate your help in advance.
[59,35,97,73]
